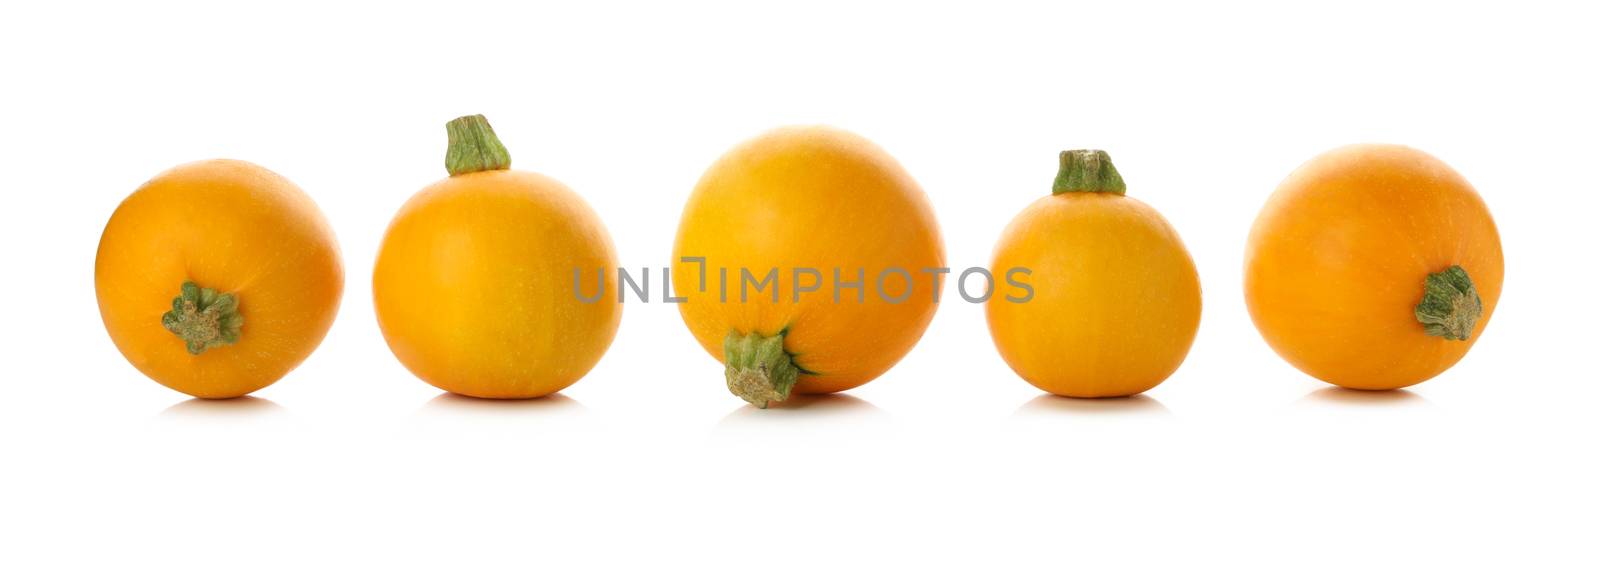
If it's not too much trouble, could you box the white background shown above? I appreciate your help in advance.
[2,1,1595,558]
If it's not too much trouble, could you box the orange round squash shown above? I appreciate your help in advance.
[986,150,1202,397]
[373,115,621,399]
[95,160,344,398]
[1244,144,1503,390]
[672,126,944,408]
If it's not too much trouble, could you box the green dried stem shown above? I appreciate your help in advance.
[1414,265,1482,341]
[1053,149,1127,195]
[445,114,512,176]
[722,330,807,408]
[160,281,243,355]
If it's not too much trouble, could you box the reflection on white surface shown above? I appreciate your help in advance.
[717,393,884,428]
[159,396,286,419]
[1014,394,1172,417]
[1298,387,1430,407]
[404,392,592,441]
[418,392,587,416]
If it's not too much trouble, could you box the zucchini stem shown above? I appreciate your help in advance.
[1415,265,1482,341]
[160,281,243,355]
[1053,149,1127,195]
[723,330,806,408]
[445,114,512,176]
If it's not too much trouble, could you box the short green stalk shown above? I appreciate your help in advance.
[1415,265,1482,341]
[723,330,808,408]
[445,114,512,176]
[1053,149,1126,195]
[161,281,243,355]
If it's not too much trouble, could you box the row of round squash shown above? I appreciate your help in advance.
[95,115,1503,405]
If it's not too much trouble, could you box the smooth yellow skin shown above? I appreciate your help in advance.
[1244,144,1503,389]
[672,126,944,394]
[373,170,620,399]
[96,160,344,399]
[987,193,1201,397]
